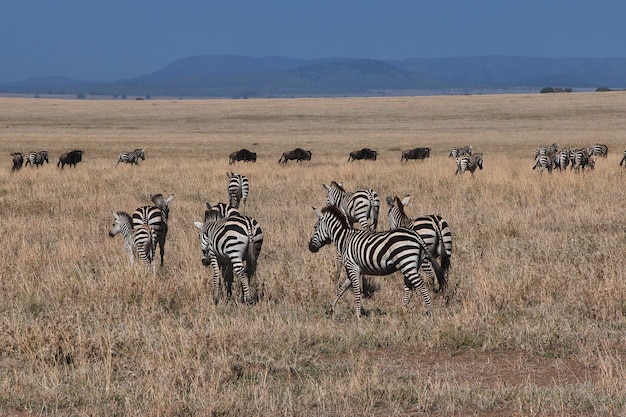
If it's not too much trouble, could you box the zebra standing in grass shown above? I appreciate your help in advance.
[323,181,380,231]
[194,208,263,305]
[132,194,174,267]
[386,196,452,285]
[570,148,593,172]
[552,148,571,171]
[25,151,49,167]
[455,155,482,175]
[532,154,553,173]
[535,143,559,158]
[116,149,145,166]
[227,172,249,211]
[449,146,472,158]
[203,201,264,299]
[109,211,156,273]
[309,206,445,318]
[589,144,608,158]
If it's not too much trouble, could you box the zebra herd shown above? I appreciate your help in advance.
[9,148,146,171]
[532,143,609,173]
[449,146,484,176]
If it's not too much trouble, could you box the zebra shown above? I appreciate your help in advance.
[552,148,571,171]
[455,155,482,175]
[109,211,156,273]
[620,150,626,167]
[449,146,472,158]
[116,149,145,166]
[194,208,263,305]
[309,205,445,318]
[535,143,559,158]
[532,155,553,173]
[386,196,452,284]
[132,194,174,267]
[323,181,380,231]
[227,172,249,211]
[24,151,49,167]
[589,144,608,158]
[570,148,593,172]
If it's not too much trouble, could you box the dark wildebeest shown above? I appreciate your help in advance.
[279,148,312,163]
[11,152,24,171]
[348,148,377,162]
[58,149,84,169]
[229,149,257,164]
[401,147,431,161]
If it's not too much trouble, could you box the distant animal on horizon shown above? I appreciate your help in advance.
[348,148,377,161]
[117,149,145,166]
[449,146,472,158]
[11,152,24,171]
[25,151,49,167]
[401,147,431,161]
[57,149,84,169]
[279,148,312,163]
[229,148,257,164]
[227,172,249,211]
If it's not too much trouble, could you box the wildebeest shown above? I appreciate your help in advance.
[11,152,24,171]
[348,148,377,162]
[229,149,257,164]
[57,149,84,169]
[279,148,312,163]
[401,147,431,161]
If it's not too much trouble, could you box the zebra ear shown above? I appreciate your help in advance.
[323,184,330,191]
[112,212,119,220]
[386,196,394,206]
[205,202,212,210]
[312,207,323,218]
[166,194,174,204]
[194,221,204,230]
[227,172,234,178]
[401,196,411,206]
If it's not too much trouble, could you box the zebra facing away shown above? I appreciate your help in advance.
[132,193,174,267]
[109,211,156,273]
[455,155,482,175]
[227,172,250,211]
[117,149,145,166]
[309,206,445,319]
[589,144,608,158]
[194,208,262,305]
[25,151,49,167]
[386,196,452,284]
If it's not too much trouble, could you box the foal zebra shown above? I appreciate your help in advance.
[132,194,174,267]
[227,172,250,211]
[194,207,263,305]
[109,211,156,272]
[323,181,380,231]
[309,206,445,319]
[116,149,145,165]
[25,151,49,167]
[386,196,452,284]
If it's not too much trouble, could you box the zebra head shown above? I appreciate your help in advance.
[150,193,174,220]
[309,206,348,253]
[193,220,212,266]
[109,211,132,238]
[134,149,145,160]
[323,181,345,206]
[386,195,411,229]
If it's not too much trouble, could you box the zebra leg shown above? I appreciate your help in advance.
[334,249,343,282]
[403,268,432,315]
[158,240,165,267]
[345,265,363,319]
[232,262,253,305]
[328,276,352,315]
[209,258,222,304]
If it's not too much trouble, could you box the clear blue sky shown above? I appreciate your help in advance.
[2,0,626,83]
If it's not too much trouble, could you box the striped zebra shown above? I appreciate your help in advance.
[116,149,145,166]
[227,172,249,211]
[552,148,571,171]
[309,206,445,318]
[532,155,553,173]
[194,208,263,305]
[535,143,559,158]
[589,144,608,158]
[569,148,593,172]
[449,146,472,158]
[620,150,626,167]
[386,196,452,284]
[132,193,174,267]
[109,211,156,273]
[24,151,49,167]
[455,155,482,175]
[323,181,380,231]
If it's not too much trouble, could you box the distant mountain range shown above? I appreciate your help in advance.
[2,55,626,98]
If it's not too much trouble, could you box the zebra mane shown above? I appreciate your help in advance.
[322,205,349,228]
[115,211,132,222]
[393,196,408,217]
[330,181,345,192]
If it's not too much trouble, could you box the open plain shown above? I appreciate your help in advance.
[0,93,625,416]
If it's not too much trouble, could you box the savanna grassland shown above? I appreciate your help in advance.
[0,93,625,416]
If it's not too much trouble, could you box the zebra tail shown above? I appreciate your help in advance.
[427,252,447,293]
[435,222,450,274]
[245,235,258,281]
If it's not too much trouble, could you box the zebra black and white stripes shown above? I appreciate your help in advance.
[117,149,145,165]
[194,207,263,304]
[323,181,380,231]
[455,154,482,175]
[309,205,445,318]
[386,196,452,284]
[25,151,49,167]
[109,211,156,272]
[227,172,249,211]
[132,194,174,267]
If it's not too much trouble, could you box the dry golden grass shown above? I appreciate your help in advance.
[0,93,625,416]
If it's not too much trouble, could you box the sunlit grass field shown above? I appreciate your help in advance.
[0,93,625,416]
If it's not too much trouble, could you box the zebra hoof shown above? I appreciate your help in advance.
[324,309,334,316]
